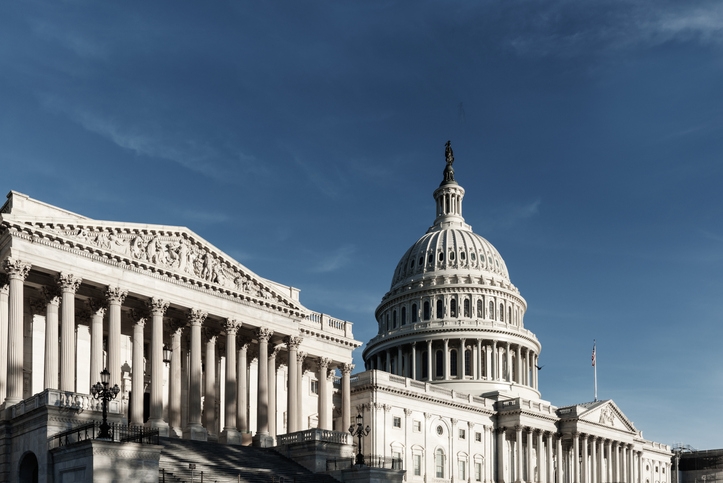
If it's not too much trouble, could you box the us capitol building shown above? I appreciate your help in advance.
[0,144,671,482]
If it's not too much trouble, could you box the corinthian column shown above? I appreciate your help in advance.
[297,352,306,429]
[87,299,106,393]
[203,329,218,437]
[168,320,184,437]
[219,319,241,444]
[130,311,146,425]
[4,259,31,406]
[285,336,302,432]
[106,286,127,388]
[183,308,208,441]
[341,362,353,432]
[58,273,82,392]
[0,275,9,404]
[253,327,274,447]
[318,357,331,430]
[237,338,250,433]
[147,297,170,434]
[43,287,61,390]
[268,344,281,439]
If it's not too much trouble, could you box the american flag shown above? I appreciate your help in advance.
[591,340,596,367]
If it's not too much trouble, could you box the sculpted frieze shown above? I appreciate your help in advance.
[24,222,298,310]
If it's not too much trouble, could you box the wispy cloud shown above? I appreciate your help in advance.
[38,94,267,183]
[290,153,343,198]
[312,244,356,273]
[180,209,231,224]
[30,20,109,60]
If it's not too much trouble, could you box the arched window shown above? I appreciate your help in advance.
[435,449,446,478]
[499,303,504,322]
[489,301,494,320]
[508,307,512,324]
[465,349,471,376]
[423,301,430,321]
[386,314,389,331]
[464,299,470,317]
[450,349,458,376]
[393,310,397,328]
[435,350,444,377]
[422,351,429,379]
[477,300,483,318]
[436,300,444,319]
[401,307,407,325]
[450,299,457,318]
[411,304,418,323]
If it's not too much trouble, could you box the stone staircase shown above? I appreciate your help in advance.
[158,437,341,483]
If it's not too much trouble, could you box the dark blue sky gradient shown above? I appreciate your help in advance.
[1,1,722,448]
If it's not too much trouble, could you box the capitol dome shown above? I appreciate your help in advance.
[364,142,541,399]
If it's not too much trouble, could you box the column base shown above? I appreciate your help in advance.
[169,426,183,438]
[146,419,170,437]
[182,423,208,441]
[252,432,275,448]
[219,428,243,445]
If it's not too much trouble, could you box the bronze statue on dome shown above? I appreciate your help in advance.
[445,140,454,165]
[442,140,456,184]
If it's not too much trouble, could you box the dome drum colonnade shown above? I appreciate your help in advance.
[363,143,540,397]
[0,193,358,446]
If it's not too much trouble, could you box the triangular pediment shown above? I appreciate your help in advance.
[577,400,637,433]
[1,192,304,316]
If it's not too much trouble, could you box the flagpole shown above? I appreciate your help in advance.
[593,339,598,402]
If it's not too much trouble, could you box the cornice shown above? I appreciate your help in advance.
[299,326,363,349]
[2,221,306,320]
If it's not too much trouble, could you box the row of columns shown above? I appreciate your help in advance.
[368,338,539,390]
[0,259,354,445]
[495,427,643,483]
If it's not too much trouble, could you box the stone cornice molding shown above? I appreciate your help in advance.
[1,218,306,318]
[299,326,362,349]
[4,257,31,280]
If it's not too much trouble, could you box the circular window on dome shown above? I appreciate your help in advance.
[470,252,476,261]
[438,252,444,262]
[449,251,455,261]
[436,425,443,435]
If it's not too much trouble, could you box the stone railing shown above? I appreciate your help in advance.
[302,311,355,339]
[276,428,352,446]
[5,388,122,420]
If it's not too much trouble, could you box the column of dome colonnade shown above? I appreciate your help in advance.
[365,337,539,389]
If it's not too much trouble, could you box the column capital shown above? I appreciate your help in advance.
[43,286,61,306]
[341,362,354,374]
[285,335,303,349]
[238,336,251,351]
[86,297,106,316]
[223,318,240,334]
[188,308,207,326]
[130,309,148,327]
[167,318,185,336]
[58,272,82,292]
[269,344,283,359]
[326,369,336,382]
[203,327,219,344]
[147,297,169,316]
[496,427,507,435]
[319,357,332,370]
[256,327,274,342]
[4,258,31,280]
[106,286,128,305]
[30,298,47,315]
[297,351,307,364]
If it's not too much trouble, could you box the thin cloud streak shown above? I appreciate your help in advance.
[312,244,356,273]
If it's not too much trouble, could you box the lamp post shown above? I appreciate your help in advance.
[91,368,120,440]
[349,413,371,466]
[163,345,172,364]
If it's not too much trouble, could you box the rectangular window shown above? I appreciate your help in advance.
[310,380,318,395]
[475,432,482,442]
[393,451,402,470]
[393,417,401,428]
[414,454,422,476]
[475,462,482,481]
[459,428,466,439]
[413,420,421,432]
[459,460,466,480]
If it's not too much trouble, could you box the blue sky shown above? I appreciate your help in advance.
[2,1,722,449]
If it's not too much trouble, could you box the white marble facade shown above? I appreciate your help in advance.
[350,147,672,482]
[0,191,360,448]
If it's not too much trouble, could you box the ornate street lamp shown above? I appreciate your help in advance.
[163,345,172,364]
[349,413,371,466]
[90,368,120,440]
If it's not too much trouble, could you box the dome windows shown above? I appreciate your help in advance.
[449,251,455,261]
[488,301,495,320]
[477,300,483,318]
[470,252,476,261]
[436,300,444,319]
[499,303,504,322]
[438,252,444,262]
[419,256,424,267]
[423,301,431,321]
[401,307,407,325]
[464,299,470,317]
[460,251,466,261]
[450,299,457,318]
[411,304,417,323]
